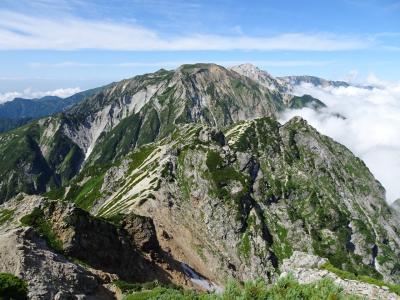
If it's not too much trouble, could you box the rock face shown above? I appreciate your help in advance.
[65,116,400,287]
[0,196,113,299]
[0,195,199,299]
[281,251,400,300]
[42,201,166,282]
[0,228,111,300]
[230,63,287,92]
[122,214,160,253]
[391,199,400,216]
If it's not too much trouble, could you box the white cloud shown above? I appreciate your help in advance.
[0,87,81,103]
[0,11,372,51]
[279,80,400,203]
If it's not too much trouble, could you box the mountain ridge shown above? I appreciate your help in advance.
[0,63,320,201]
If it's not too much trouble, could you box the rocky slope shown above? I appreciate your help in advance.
[0,63,317,203]
[230,63,287,92]
[230,64,330,108]
[56,116,400,288]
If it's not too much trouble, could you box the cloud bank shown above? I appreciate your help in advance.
[0,11,372,51]
[280,81,400,203]
[0,87,81,104]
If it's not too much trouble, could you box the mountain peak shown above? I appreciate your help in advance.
[230,63,285,91]
[230,63,266,76]
[177,63,224,73]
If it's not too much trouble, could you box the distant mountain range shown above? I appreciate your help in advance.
[0,64,370,134]
[231,63,372,92]
[0,87,104,133]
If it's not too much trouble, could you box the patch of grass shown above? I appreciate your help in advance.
[20,207,63,253]
[71,258,91,268]
[0,273,28,300]
[0,209,14,226]
[270,223,293,262]
[205,150,248,201]
[115,280,181,294]
[128,145,157,172]
[73,174,105,210]
[238,231,251,263]
[43,187,65,200]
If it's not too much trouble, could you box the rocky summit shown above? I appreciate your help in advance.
[0,63,399,299]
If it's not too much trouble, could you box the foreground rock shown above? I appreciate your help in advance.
[281,251,400,300]
[0,227,112,299]
[0,195,199,299]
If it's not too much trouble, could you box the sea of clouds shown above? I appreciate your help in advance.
[280,80,400,204]
[0,87,81,104]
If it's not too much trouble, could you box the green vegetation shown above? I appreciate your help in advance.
[73,174,105,210]
[0,117,87,202]
[269,222,293,261]
[238,232,251,263]
[65,164,111,210]
[106,213,126,227]
[123,275,362,300]
[0,209,14,226]
[0,124,51,201]
[321,262,400,296]
[89,113,142,165]
[20,207,63,253]
[115,280,181,295]
[128,145,157,172]
[43,187,65,200]
[205,150,249,201]
[0,273,28,300]
[288,95,326,110]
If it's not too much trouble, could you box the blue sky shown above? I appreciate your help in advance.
[0,0,399,95]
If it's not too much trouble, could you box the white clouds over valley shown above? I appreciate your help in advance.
[280,80,400,203]
[0,87,81,103]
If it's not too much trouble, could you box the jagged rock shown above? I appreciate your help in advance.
[0,195,197,298]
[122,213,160,253]
[281,252,400,300]
[281,251,327,271]
[0,227,113,300]
[38,201,176,283]
[391,199,400,217]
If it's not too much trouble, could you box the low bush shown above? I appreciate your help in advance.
[123,275,363,300]
[0,273,28,300]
